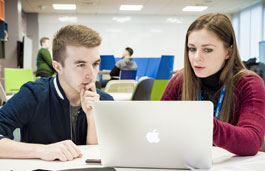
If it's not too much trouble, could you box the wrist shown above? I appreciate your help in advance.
[32,144,45,159]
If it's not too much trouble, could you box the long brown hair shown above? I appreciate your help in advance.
[182,13,255,123]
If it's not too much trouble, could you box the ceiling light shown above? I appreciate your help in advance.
[58,16,78,23]
[166,18,183,24]
[53,4,76,10]
[120,5,143,11]
[182,6,208,12]
[112,16,131,23]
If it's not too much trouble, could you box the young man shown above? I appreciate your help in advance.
[36,37,56,77]
[110,47,137,79]
[0,25,113,161]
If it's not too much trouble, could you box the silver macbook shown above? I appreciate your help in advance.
[93,101,213,169]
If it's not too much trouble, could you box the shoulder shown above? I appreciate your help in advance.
[115,59,125,67]
[161,70,183,100]
[20,77,53,97]
[96,88,114,101]
[235,74,264,91]
[235,74,265,101]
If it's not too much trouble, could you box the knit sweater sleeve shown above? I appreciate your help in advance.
[213,75,265,156]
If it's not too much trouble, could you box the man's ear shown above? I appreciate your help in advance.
[52,61,62,73]
[225,45,233,60]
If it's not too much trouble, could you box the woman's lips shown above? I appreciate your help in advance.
[194,66,205,71]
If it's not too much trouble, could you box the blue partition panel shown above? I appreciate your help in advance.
[145,58,161,79]
[155,55,175,79]
[106,56,174,80]
[100,55,115,70]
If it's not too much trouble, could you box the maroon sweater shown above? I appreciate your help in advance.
[161,73,265,156]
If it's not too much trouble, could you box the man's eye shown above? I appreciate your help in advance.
[93,63,100,67]
[77,64,85,67]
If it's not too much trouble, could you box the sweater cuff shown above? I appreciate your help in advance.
[0,135,5,140]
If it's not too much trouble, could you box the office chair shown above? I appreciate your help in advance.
[131,77,154,100]
[4,68,34,94]
[105,80,137,93]
[120,70,137,80]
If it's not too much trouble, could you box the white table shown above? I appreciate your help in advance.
[109,93,132,101]
[1,145,265,171]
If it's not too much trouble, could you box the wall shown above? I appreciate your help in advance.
[38,14,198,70]
[26,13,39,71]
[1,0,23,72]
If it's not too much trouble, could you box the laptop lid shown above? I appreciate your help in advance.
[94,101,213,169]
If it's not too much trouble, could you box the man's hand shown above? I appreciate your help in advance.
[80,83,100,144]
[80,83,100,116]
[38,140,82,161]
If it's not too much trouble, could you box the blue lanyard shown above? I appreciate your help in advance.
[199,87,226,119]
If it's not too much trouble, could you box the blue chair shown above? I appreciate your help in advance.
[155,55,175,80]
[120,70,137,80]
[100,55,116,70]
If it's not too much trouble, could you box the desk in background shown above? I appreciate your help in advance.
[1,145,265,171]
[109,93,132,101]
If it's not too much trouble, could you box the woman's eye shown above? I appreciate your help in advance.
[188,47,196,52]
[204,48,213,53]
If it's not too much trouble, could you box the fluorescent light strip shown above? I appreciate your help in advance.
[120,5,143,11]
[112,16,131,23]
[53,4,76,10]
[182,6,208,12]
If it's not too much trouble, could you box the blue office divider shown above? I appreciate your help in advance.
[100,55,115,70]
[113,56,174,80]
[133,58,149,79]
[145,58,161,79]
[155,55,175,79]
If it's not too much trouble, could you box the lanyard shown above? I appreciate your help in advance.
[199,87,226,119]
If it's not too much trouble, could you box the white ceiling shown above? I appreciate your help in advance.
[21,0,264,16]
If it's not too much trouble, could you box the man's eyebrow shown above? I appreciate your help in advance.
[74,60,87,64]
[93,59,101,63]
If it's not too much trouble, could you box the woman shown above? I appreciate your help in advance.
[162,13,265,156]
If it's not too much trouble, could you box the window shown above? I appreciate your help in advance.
[232,3,264,62]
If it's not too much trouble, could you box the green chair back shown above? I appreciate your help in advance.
[150,80,170,101]
[4,68,34,94]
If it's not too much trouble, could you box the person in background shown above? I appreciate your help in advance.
[36,37,56,77]
[161,13,265,156]
[110,47,137,79]
[0,24,113,161]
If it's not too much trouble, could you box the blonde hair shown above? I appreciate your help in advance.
[182,13,256,123]
[40,37,49,46]
[52,24,102,66]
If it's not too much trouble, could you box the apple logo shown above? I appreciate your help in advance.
[146,129,160,143]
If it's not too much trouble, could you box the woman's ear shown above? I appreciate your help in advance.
[52,61,62,73]
[225,45,233,59]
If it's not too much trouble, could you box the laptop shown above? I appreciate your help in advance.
[93,101,213,169]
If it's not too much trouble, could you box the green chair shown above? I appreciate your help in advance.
[150,80,170,101]
[4,68,34,94]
